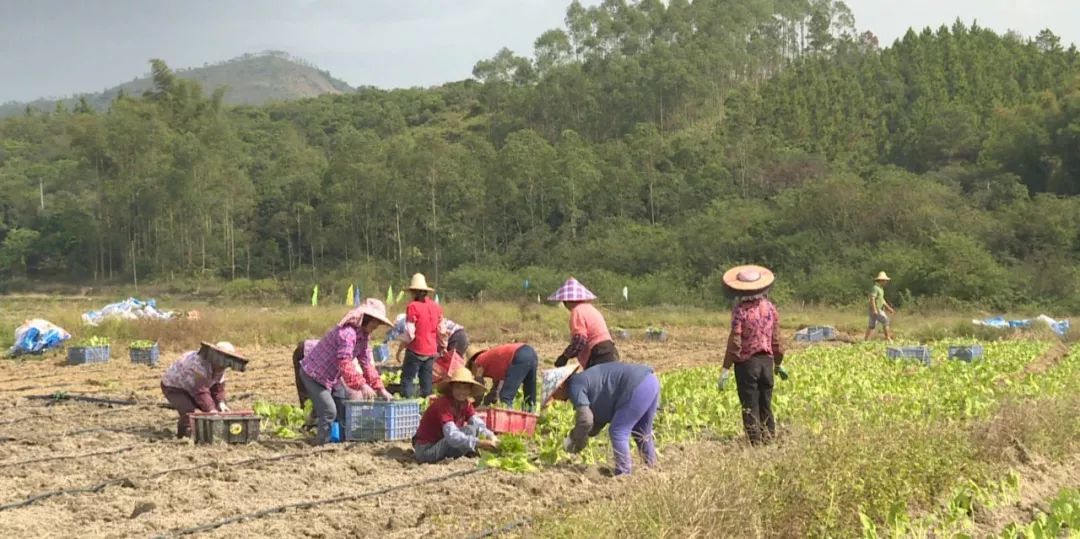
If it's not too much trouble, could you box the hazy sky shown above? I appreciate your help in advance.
[1,0,1077,103]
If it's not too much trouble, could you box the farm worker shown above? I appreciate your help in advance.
[298,298,393,444]
[160,342,246,439]
[466,343,539,411]
[386,314,470,361]
[548,277,619,370]
[401,273,443,398]
[413,367,499,463]
[865,271,896,343]
[292,336,394,414]
[719,265,785,446]
[546,362,660,476]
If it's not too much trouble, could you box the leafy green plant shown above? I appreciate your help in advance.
[254,400,312,439]
[480,434,537,473]
[75,336,109,348]
[130,339,156,349]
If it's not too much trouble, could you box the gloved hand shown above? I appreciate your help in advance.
[378,388,394,401]
[776,366,789,381]
[718,368,731,391]
[217,401,230,412]
[554,355,569,368]
[358,384,377,400]
[562,436,583,453]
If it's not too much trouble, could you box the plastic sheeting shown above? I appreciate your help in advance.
[973,315,1070,337]
[9,319,70,356]
[81,297,175,326]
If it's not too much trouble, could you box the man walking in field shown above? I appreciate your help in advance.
[865,271,895,342]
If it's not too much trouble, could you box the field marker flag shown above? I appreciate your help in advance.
[386,285,394,305]
[396,290,405,304]
[311,285,319,307]
[622,286,629,301]
[524,279,530,289]
[353,285,361,306]
[435,294,440,304]
[346,285,354,306]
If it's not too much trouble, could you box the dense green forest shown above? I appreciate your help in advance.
[3,0,1080,309]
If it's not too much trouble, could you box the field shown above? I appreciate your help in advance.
[0,297,1078,538]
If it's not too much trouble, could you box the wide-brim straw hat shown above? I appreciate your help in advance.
[338,298,393,328]
[436,367,487,400]
[540,365,580,408]
[407,273,435,292]
[547,277,597,302]
[723,265,775,292]
[874,271,891,282]
[199,341,249,371]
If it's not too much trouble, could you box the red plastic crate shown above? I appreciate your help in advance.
[478,408,538,436]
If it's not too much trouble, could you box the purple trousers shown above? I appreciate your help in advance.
[609,373,660,475]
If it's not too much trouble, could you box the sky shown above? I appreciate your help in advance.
[0,0,1078,103]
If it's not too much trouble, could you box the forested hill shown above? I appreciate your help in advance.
[0,51,352,118]
[2,0,1080,310]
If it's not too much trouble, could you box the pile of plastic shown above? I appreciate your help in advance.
[9,319,70,357]
[973,315,1070,337]
[81,297,175,326]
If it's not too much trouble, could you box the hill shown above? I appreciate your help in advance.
[0,51,352,117]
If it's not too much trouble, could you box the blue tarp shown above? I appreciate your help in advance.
[9,319,70,356]
[974,315,1070,337]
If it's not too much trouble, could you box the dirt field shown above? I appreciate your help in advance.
[0,328,734,538]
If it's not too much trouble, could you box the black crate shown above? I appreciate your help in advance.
[193,412,261,444]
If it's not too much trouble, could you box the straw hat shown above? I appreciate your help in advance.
[540,365,580,407]
[214,341,236,354]
[547,277,597,302]
[723,265,775,292]
[338,298,393,328]
[874,271,891,282]
[407,273,435,292]
[436,367,487,400]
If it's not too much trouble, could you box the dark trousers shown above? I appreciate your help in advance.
[734,354,776,445]
[447,329,469,357]
[292,341,308,408]
[586,340,619,369]
[499,345,538,411]
[161,383,197,438]
[402,349,434,398]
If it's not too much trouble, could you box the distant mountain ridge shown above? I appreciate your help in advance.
[0,51,353,117]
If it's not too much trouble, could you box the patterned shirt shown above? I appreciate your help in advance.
[161,351,226,411]
[724,297,783,367]
[301,325,369,390]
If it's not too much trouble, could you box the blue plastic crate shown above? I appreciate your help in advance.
[129,343,160,366]
[887,346,932,367]
[948,344,984,362]
[372,344,390,363]
[343,399,421,442]
[67,345,110,365]
[795,326,836,342]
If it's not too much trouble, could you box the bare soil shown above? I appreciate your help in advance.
[0,332,721,538]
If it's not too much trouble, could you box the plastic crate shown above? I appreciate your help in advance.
[613,328,631,340]
[192,411,260,444]
[948,344,984,362]
[887,346,932,367]
[645,328,668,342]
[478,407,538,436]
[343,399,421,442]
[67,345,110,365]
[795,326,836,342]
[129,343,160,366]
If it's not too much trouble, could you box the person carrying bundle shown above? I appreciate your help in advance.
[467,343,538,411]
[718,265,786,446]
[160,341,245,439]
[413,368,499,463]
[545,362,660,476]
[548,277,619,370]
[401,273,443,398]
[298,298,393,444]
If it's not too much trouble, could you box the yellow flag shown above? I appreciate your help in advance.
[386,285,394,305]
[346,285,354,306]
